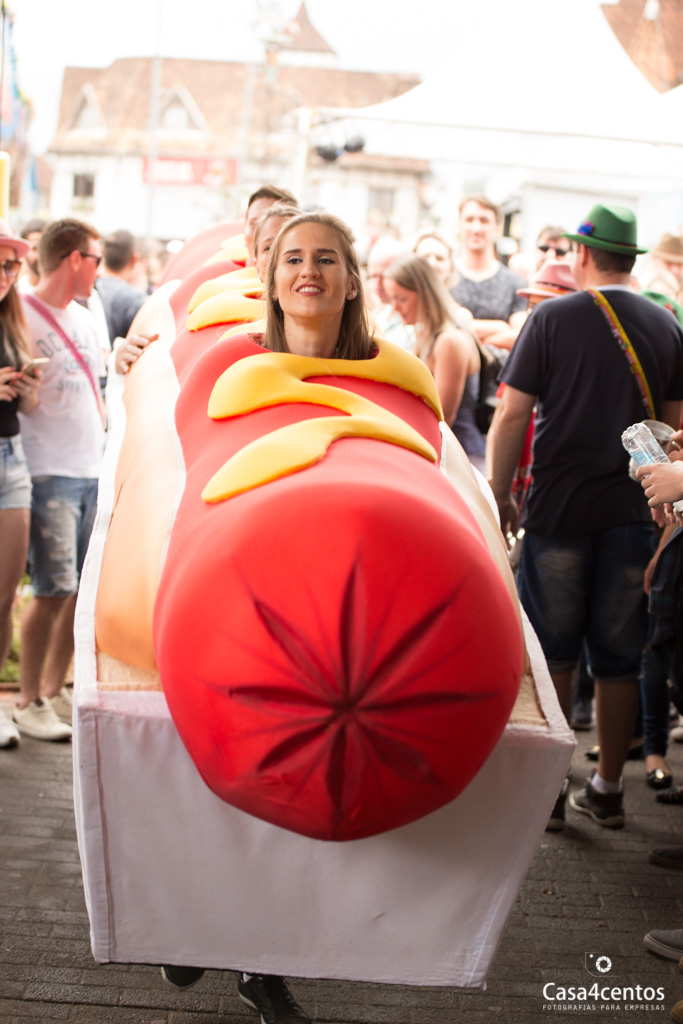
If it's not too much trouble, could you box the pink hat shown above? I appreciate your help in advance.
[0,218,29,259]
[517,259,577,299]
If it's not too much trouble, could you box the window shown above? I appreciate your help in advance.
[73,174,95,199]
[74,100,101,131]
[161,98,193,132]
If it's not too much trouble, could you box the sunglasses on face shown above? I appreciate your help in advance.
[79,251,103,267]
[0,258,21,278]
[60,250,103,268]
[537,244,569,256]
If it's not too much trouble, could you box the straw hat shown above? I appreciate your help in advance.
[517,259,578,299]
[652,233,683,265]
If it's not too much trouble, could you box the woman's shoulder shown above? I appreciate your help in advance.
[435,322,475,351]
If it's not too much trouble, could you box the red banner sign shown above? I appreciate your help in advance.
[142,157,238,186]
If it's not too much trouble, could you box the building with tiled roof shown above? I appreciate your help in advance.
[47,3,423,240]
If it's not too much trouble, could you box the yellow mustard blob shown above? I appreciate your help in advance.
[188,267,263,314]
[201,337,443,503]
[186,293,266,332]
[204,234,248,265]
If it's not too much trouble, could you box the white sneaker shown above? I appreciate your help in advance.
[13,698,72,741]
[48,686,73,724]
[0,708,20,748]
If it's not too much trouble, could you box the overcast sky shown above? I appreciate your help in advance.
[12,0,613,152]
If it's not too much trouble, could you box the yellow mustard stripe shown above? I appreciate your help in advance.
[201,337,442,503]
[591,289,655,417]
[204,234,248,265]
[186,293,266,332]
[188,267,263,314]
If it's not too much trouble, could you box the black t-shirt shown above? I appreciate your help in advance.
[0,328,20,437]
[501,288,683,536]
[95,277,146,345]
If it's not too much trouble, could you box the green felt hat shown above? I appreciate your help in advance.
[563,203,648,255]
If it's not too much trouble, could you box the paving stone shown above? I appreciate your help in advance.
[4,714,683,1021]
[68,1009,169,1023]
[0,998,71,1018]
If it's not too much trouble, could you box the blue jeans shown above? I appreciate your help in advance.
[29,476,98,597]
[0,436,31,510]
[518,524,653,679]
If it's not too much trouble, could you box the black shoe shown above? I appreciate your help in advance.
[161,965,205,989]
[238,973,312,1023]
[649,845,683,869]
[647,768,673,790]
[546,777,569,832]
[569,778,624,828]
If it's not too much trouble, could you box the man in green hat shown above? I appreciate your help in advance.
[488,202,683,830]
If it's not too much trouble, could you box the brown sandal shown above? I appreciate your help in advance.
[656,785,683,805]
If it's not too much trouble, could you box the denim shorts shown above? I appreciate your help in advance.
[0,435,32,510]
[29,476,98,597]
[517,523,653,679]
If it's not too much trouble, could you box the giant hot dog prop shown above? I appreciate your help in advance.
[95,228,527,842]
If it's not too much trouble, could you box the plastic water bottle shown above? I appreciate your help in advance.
[621,423,669,467]
[623,422,683,514]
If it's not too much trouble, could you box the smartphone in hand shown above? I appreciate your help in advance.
[19,357,50,376]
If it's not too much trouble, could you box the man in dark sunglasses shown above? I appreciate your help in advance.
[13,219,105,743]
[535,225,570,270]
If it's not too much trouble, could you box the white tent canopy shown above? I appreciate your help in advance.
[318,0,683,191]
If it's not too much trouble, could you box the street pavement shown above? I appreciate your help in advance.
[2,692,683,1023]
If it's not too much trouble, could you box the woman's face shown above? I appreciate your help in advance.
[273,222,356,328]
[256,215,289,281]
[415,237,452,284]
[384,277,419,326]
[0,244,19,303]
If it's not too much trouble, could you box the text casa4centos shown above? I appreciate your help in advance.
[543,982,665,1005]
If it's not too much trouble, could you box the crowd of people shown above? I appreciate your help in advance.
[3,184,683,1023]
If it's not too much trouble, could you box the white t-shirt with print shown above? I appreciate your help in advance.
[19,297,105,478]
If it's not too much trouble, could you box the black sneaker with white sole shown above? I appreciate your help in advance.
[238,973,312,1024]
[569,778,624,828]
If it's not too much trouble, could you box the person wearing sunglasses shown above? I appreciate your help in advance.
[534,225,570,270]
[13,219,106,743]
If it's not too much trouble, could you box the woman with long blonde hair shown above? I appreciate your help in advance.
[384,253,485,471]
[0,221,42,747]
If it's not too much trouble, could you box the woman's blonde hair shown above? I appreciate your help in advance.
[264,211,374,361]
[0,285,31,365]
[384,253,462,338]
[253,204,300,260]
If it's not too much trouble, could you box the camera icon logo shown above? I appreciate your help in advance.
[585,953,613,976]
